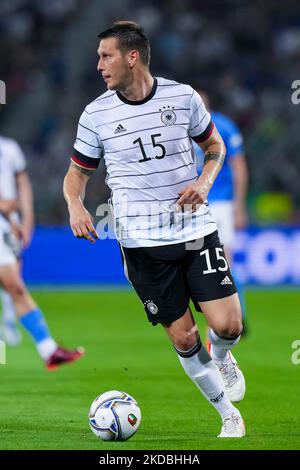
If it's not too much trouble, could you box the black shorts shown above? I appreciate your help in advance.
[120,230,237,326]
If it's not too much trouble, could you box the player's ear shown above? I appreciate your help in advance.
[127,50,139,68]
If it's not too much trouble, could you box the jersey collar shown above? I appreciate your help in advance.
[116,77,157,105]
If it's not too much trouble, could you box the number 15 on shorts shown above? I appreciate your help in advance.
[200,248,229,274]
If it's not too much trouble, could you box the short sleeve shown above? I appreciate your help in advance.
[189,90,214,142]
[71,110,104,170]
[10,141,26,173]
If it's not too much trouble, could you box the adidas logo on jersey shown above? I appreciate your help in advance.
[221,276,232,286]
[114,124,127,134]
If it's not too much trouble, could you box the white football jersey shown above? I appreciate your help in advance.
[72,77,217,247]
[0,136,26,231]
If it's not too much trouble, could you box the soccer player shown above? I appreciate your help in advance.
[0,135,84,369]
[64,21,246,437]
[193,92,248,322]
[0,135,34,345]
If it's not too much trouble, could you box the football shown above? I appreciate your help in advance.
[88,390,141,441]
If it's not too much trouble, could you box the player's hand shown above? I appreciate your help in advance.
[177,180,210,212]
[234,203,248,230]
[20,223,34,248]
[69,201,99,243]
[0,199,19,217]
[10,219,23,241]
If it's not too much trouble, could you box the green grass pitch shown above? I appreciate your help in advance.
[0,289,300,450]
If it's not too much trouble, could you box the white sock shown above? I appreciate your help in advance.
[1,290,17,323]
[175,342,239,420]
[36,338,57,360]
[208,329,241,362]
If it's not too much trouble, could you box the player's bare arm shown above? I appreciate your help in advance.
[177,126,226,209]
[63,162,98,243]
[230,152,248,229]
[16,170,34,247]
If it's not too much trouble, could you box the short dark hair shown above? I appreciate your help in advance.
[98,21,150,66]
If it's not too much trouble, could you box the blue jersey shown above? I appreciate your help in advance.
[194,111,244,202]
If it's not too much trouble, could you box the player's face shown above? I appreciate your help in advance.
[97,37,131,91]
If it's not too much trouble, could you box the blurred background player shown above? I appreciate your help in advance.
[193,91,248,329]
[0,134,84,369]
[0,134,33,346]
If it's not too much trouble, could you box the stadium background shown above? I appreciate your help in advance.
[1,0,300,286]
[1,0,300,451]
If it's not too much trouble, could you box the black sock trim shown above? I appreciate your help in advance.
[174,341,201,358]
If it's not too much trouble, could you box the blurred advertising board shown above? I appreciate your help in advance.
[22,226,300,286]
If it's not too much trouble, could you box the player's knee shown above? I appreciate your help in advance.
[3,276,26,300]
[170,330,199,352]
[215,320,242,339]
